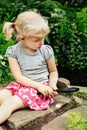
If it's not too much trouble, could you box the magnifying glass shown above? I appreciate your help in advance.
[37,87,79,94]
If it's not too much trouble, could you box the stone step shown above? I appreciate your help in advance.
[41,105,87,130]
[0,95,77,130]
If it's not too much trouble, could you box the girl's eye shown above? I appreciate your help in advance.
[34,40,39,42]
[33,37,44,42]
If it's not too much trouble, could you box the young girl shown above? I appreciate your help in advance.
[0,11,58,124]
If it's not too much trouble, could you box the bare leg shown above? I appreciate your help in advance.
[0,89,12,104]
[0,95,26,124]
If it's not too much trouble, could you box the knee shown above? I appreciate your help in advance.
[0,89,12,104]
[2,96,26,112]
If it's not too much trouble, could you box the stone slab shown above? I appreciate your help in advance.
[41,105,87,130]
[6,95,71,130]
[79,86,87,93]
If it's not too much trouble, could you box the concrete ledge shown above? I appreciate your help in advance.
[0,95,78,130]
[41,105,87,130]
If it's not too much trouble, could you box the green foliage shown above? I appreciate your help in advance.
[0,1,26,22]
[0,0,27,84]
[57,0,86,7]
[76,8,87,35]
[40,3,87,70]
[66,8,87,69]
[74,92,87,100]
[0,33,15,55]
[0,55,14,85]
[67,112,87,130]
[0,22,15,84]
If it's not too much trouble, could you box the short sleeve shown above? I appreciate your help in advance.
[5,46,17,59]
[40,45,54,61]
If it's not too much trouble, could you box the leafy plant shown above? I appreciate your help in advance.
[0,55,14,85]
[67,111,87,130]
[57,0,86,7]
[74,92,87,100]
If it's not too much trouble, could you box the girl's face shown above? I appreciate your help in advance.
[22,36,44,51]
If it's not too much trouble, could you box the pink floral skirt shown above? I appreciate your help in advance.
[5,82,53,110]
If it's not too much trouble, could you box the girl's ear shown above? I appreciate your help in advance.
[20,35,24,40]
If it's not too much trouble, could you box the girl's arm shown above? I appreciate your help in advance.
[8,57,56,97]
[47,56,58,90]
[8,57,43,89]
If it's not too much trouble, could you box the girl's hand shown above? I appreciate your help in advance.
[51,86,58,97]
[51,86,58,91]
[38,84,58,97]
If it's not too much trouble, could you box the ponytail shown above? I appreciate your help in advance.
[3,22,15,40]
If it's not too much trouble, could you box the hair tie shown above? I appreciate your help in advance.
[11,22,15,28]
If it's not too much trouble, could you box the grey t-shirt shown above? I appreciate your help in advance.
[5,42,54,82]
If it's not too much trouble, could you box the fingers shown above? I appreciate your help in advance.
[50,90,58,97]
[38,85,58,97]
[43,89,58,97]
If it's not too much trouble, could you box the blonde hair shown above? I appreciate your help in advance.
[3,11,50,40]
